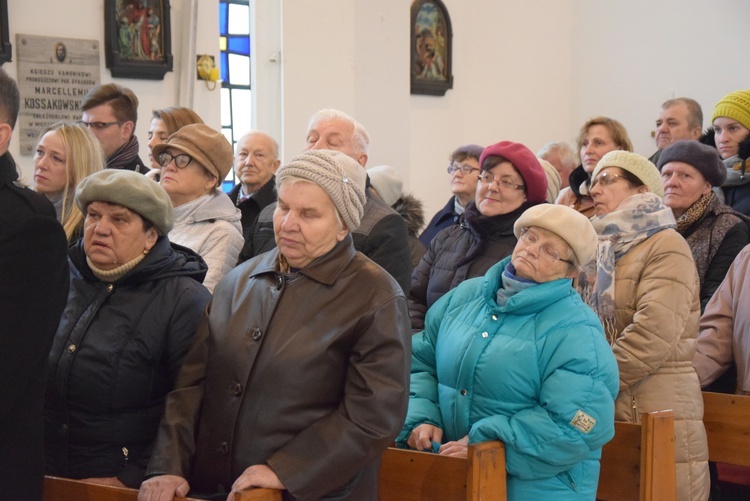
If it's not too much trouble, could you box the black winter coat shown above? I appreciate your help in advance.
[45,236,211,488]
[0,152,69,501]
[408,203,527,331]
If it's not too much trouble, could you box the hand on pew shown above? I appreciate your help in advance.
[436,435,469,458]
[406,423,443,451]
[138,474,190,501]
[79,476,126,488]
[227,465,285,501]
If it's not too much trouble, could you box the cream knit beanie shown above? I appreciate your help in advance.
[276,150,366,231]
[592,150,664,196]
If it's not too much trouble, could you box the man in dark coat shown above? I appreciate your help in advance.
[245,109,412,293]
[229,131,280,263]
[0,68,69,501]
[80,83,147,173]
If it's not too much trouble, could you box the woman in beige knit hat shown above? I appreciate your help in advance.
[140,149,411,501]
[587,150,709,501]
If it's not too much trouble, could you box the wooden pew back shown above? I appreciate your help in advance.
[42,476,282,501]
[702,391,750,467]
[378,441,506,501]
[597,410,676,501]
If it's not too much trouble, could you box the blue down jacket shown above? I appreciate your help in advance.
[398,256,619,500]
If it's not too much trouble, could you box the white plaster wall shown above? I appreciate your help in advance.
[5,0,221,183]
[571,0,750,158]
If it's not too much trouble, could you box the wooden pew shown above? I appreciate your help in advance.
[702,391,750,467]
[703,391,750,490]
[597,409,676,501]
[378,440,506,500]
[43,476,282,501]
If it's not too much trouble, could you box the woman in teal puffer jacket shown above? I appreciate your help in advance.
[399,204,619,500]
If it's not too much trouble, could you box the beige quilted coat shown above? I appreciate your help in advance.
[608,229,709,501]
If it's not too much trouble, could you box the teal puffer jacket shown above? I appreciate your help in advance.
[398,257,619,500]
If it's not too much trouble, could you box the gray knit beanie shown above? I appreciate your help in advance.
[657,140,726,187]
[76,169,174,235]
[275,150,366,231]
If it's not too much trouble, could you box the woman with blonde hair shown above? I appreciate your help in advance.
[33,121,105,242]
[556,116,633,217]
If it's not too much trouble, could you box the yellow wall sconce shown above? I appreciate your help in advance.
[196,54,220,90]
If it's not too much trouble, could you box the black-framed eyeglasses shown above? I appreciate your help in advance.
[157,152,194,169]
[77,120,124,131]
[519,227,573,264]
[446,162,479,175]
[590,171,626,189]
[479,171,525,191]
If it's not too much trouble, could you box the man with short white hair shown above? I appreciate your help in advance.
[538,141,577,189]
[649,97,703,165]
[246,109,412,292]
[229,131,280,263]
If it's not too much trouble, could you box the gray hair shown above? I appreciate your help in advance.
[661,97,703,130]
[236,130,280,160]
[308,108,370,157]
[537,141,577,170]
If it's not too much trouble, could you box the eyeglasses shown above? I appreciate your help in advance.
[590,171,626,189]
[77,120,124,130]
[519,228,573,264]
[157,152,194,169]
[479,171,525,190]
[447,162,479,175]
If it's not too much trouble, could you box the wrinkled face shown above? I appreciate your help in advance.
[81,103,131,158]
[304,118,366,166]
[589,167,645,216]
[449,157,481,203]
[655,103,701,150]
[511,226,574,283]
[713,117,750,160]
[661,161,711,217]
[234,133,280,193]
[147,118,170,169]
[159,147,216,207]
[580,125,618,173]
[83,201,157,271]
[475,161,526,217]
[33,130,68,196]
[273,180,348,269]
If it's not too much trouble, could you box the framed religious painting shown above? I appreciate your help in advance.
[410,0,453,96]
[104,0,173,80]
[0,0,11,64]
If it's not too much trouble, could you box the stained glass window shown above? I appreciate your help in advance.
[219,0,251,190]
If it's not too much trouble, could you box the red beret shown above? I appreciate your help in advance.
[479,141,548,203]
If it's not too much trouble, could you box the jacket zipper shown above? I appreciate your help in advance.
[631,396,638,422]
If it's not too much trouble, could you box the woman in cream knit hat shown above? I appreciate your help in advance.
[588,150,709,501]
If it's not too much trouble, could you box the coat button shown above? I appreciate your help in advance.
[230,383,242,396]
[252,328,262,341]
[107,284,114,292]
[481,332,488,338]
[219,441,229,455]
[67,344,76,353]
[460,389,467,396]
[61,424,68,434]
[492,315,498,321]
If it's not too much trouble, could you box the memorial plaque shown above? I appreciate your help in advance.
[16,34,100,155]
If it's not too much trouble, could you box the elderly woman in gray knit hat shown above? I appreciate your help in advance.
[45,169,211,489]
[658,140,750,312]
[140,150,411,501]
